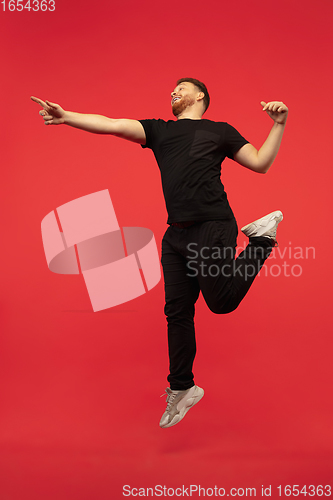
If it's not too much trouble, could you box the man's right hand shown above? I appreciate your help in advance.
[30,96,146,143]
[31,96,66,125]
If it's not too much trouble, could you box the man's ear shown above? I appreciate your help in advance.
[196,91,205,102]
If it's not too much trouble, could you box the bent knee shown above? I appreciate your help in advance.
[208,302,240,315]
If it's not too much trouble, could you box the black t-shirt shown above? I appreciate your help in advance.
[139,118,249,224]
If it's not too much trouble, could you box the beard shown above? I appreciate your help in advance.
[172,95,195,117]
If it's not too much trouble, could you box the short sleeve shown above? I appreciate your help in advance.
[224,123,249,159]
[138,119,155,149]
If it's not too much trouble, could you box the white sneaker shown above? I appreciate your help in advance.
[159,385,204,428]
[241,210,283,244]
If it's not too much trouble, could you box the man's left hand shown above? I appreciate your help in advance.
[261,101,288,124]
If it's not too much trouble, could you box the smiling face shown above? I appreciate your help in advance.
[171,81,199,117]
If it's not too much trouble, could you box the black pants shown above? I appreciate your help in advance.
[161,219,273,390]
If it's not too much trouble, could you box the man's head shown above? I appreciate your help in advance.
[171,78,210,118]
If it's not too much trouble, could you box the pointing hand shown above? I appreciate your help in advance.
[31,96,66,125]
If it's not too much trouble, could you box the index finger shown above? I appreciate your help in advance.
[31,96,47,108]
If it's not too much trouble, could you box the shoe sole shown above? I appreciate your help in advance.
[160,387,204,429]
[241,210,283,237]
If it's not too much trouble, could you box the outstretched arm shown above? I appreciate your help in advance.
[233,101,288,174]
[30,97,146,145]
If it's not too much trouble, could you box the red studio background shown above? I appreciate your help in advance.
[1,0,333,498]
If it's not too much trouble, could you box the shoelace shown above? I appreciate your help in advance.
[160,389,177,411]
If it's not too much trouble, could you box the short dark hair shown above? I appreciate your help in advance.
[176,78,210,113]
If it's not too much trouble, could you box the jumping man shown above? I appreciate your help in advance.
[31,78,288,428]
